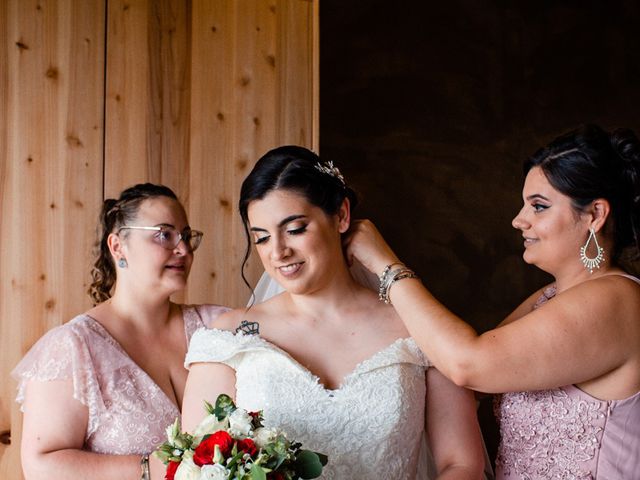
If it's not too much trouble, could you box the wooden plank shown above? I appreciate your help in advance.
[0,1,105,478]
[104,0,151,196]
[187,0,318,307]
[276,0,317,148]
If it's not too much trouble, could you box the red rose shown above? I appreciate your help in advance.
[267,472,285,480]
[193,431,234,466]
[236,438,258,457]
[165,461,180,480]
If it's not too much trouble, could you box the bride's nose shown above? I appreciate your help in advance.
[270,235,291,261]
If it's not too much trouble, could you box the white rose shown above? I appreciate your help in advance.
[228,409,253,438]
[192,414,228,444]
[253,427,278,448]
[200,463,229,480]
[173,454,201,480]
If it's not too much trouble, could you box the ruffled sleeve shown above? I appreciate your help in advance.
[11,317,107,437]
[185,328,270,371]
[182,304,231,342]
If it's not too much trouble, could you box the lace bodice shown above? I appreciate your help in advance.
[186,328,430,479]
[12,304,228,455]
[495,280,640,479]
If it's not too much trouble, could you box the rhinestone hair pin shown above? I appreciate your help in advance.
[314,160,346,185]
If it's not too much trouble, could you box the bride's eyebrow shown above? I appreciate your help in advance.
[250,214,308,233]
[279,214,307,227]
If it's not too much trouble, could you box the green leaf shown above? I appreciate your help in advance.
[294,450,325,479]
[315,453,328,466]
[250,464,267,480]
[214,393,236,420]
[204,400,215,415]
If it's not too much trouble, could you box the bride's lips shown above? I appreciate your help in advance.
[523,236,537,247]
[276,262,304,277]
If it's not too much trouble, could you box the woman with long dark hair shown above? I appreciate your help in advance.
[182,146,486,479]
[346,124,640,478]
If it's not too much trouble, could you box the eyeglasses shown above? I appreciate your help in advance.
[118,225,204,252]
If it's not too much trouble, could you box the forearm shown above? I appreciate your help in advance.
[22,449,141,480]
[436,464,484,480]
[388,276,483,387]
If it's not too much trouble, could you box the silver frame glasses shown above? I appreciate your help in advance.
[118,225,204,251]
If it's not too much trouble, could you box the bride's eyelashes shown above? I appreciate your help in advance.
[254,235,270,245]
[286,224,308,236]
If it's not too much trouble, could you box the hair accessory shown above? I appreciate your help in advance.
[378,262,418,305]
[580,227,605,273]
[117,258,128,269]
[314,161,346,185]
[140,454,150,480]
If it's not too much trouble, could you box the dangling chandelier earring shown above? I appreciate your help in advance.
[579,227,605,273]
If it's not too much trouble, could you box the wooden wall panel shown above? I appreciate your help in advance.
[186,0,318,306]
[105,0,318,307]
[1,1,317,478]
[104,0,193,198]
[0,1,106,478]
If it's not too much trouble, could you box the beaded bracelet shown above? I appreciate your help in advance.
[378,263,418,304]
[141,454,150,480]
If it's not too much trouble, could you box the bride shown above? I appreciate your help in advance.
[182,146,485,479]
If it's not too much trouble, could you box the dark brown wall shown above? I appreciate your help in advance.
[321,0,640,332]
[320,1,640,461]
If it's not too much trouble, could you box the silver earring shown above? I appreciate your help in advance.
[117,258,128,268]
[579,227,605,273]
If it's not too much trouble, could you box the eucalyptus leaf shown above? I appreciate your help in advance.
[214,393,236,420]
[250,464,267,480]
[294,450,325,479]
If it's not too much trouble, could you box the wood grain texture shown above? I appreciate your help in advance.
[186,0,318,307]
[0,1,105,477]
[0,2,317,478]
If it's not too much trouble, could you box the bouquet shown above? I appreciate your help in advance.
[155,394,327,480]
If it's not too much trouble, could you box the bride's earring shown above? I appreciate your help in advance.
[579,227,605,274]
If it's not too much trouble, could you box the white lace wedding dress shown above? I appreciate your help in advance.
[186,328,433,479]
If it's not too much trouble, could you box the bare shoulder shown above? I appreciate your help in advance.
[212,308,246,332]
[566,273,640,311]
[356,288,410,336]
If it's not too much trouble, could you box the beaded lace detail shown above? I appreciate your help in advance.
[495,388,605,479]
[12,304,228,455]
[186,328,429,479]
[495,285,605,479]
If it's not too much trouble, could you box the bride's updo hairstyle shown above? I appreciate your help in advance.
[88,183,178,304]
[525,124,640,264]
[239,145,358,288]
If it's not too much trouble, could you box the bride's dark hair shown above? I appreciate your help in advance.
[239,145,358,291]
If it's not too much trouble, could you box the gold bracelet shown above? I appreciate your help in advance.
[140,454,150,480]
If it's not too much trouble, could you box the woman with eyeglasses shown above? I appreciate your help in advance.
[13,183,228,479]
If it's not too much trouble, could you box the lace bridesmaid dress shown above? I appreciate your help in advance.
[494,281,640,479]
[12,304,228,455]
[186,328,430,479]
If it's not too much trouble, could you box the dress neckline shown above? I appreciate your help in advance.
[79,309,191,413]
[216,328,419,393]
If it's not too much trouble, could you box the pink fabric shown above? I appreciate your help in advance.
[495,277,640,479]
[12,304,228,455]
